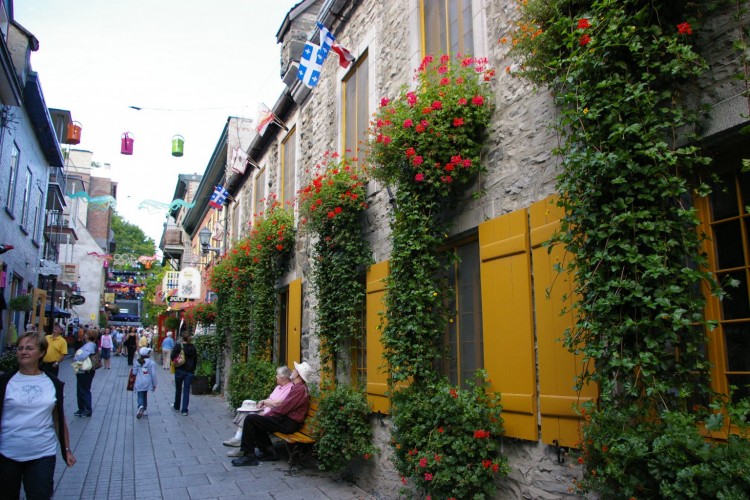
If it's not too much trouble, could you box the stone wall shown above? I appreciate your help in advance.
[237,0,749,497]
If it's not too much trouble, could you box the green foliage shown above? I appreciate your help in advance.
[140,266,167,328]
[578,403,750,499]
[8,295,32,312]
[313,384,376,472]
[369,54,495,383]
[226,357,277,411]
[509,0,748,496]
[110,212,156,269]
[298,154,372,368]
[183,302,217,327]
[0,350,19,373]
[192,331,221,376]
[391,373,509,499]
[163,315,180,331]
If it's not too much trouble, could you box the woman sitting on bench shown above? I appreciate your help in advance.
[231,361,313,467]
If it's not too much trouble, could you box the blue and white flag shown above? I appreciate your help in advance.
[209,185,229,210]
[317,22,335,59]
[298,41,324,87]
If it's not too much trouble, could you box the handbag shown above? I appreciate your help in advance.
[173,349,186,368]
[72,348,93,374]
[89,351,103,370]
[126,371,136,391]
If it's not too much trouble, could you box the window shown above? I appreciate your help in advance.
[281,127,296,207]
[231,202,240,243]
[5,143,19,213]
[420,0,474,56]
[699,165,750,403]
[253,167,266,224]
[342,52,369,164]
[20,168,32,228]
[438,237,483,388]
[277,288,289,366]
[350,290,367,385]
[32,188,43,243]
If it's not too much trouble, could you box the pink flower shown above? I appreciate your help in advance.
[471,95,485,106]
[420,120,429,128]
[431,100,443,110]
[415,124,425,133]
[403,119,413,128]
[380,97,390,107]
[461,57,474,67]
[456,77,465,84]
[407,91,417,106]
[424,473,433,481]
[415,173,425,182]
[579,34,591,46]
[440,54,450,64]
[440,77,450,85]
[419,457,428,467]
[463,158,472,167]
[382,135,392,144]
[412,156,424,166]
[458,97,468,105]
[401,476,407,484]
[405,147,416,157]
[438,65,448,74]
[441,175,452,184]
[452,117,464,127]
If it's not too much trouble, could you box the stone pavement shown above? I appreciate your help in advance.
[50,351,373,500]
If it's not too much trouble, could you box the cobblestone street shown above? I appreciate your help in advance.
[50,353,371,500]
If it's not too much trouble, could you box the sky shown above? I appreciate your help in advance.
[14,0,300,247]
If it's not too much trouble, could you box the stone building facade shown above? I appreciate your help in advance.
[209,1,750,498]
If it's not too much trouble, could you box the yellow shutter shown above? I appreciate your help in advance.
[479,209,538,441]
[286,279,302,366]
[530,196,597,448]
[366,260,390,413]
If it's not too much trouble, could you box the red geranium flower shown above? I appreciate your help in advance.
[579,34,591,46]
[473,429,490,439]
[431,100,443,110]
[471,95,485,106]
[380,97,390,107]
[458,97,468,105]
[405,147,416,157]
[677,22,693,35]
[424,473,433,481]
[415,173,425,182]
[419,457,428,467]
[453,117,464,127]
[412,155,424,166]
[403,119,413,128]
[577,18,590,29]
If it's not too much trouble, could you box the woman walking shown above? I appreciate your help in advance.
[73,330,98,417]
[99,328,113,369]
[123,327,137,366]
[0,332,77,499]
[161,331,174,370]
[171,332,197,416]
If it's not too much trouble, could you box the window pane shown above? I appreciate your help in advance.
[741,171,750,214]
[725,323,750,371]
[710,171,738,221]
[462,0,473,55]
[345,71,357,155]
[282,129,296,206]
[254,169,266,222]
[726,374,750,404]
[457,240,482,385]
[423,0,444,55]
[448,0,460,54]
[713,220,744,270]
[356,57,369,160]
[721,270,750,320]
[278,290,288,365]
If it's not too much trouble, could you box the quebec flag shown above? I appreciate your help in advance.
[298,41,324,88]
[209,185,229,210]
[317,22,335,59]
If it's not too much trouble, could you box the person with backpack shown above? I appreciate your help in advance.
[170,333,197,416]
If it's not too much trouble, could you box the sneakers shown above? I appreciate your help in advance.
[181,411,188,416]
[226,448,243,457]
[223,437,241,447]
[136,406,145,419]
[170,404,177,411]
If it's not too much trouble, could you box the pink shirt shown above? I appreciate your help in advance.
[267,383,309,423]
[263,383,293,415]
[100,334,113,349]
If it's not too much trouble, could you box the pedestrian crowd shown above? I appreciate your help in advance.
[1,323,318,498]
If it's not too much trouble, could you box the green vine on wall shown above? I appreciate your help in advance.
[510,0,750,497]
[370,54,495,383]
[298,153,372,369]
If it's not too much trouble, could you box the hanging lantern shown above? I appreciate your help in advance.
[120,132,134,155]
[171,134,184,157]
[66,121,82,145]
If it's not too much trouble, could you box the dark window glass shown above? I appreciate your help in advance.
[720,271,750,320]
[725,323,750,372]
[726,374,750,404]
[710,171,738,221]
[713,220,744,270]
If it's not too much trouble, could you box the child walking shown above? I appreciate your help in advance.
[133,347,157,419]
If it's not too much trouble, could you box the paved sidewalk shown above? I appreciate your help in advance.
[51,352,372,500]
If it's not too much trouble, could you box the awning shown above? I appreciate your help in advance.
[45,305,71,318]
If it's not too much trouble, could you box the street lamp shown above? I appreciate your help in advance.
[198,227,221,255]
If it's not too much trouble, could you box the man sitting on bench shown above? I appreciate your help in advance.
[231,361,313,467]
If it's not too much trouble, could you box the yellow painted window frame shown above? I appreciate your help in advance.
[418,0,473,56]
[280,127,296,207]
[341,50,368,164]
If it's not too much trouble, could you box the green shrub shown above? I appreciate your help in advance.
[0,349,18,373]
[391,372,508,499]
[313,384,376,472]
[226,358,277,410]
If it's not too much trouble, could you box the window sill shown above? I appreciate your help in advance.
[4,207,15,219]
[31,239,40,248]
[20,226,29,236]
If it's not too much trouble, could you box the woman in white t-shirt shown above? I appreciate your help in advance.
[0,332,77,499]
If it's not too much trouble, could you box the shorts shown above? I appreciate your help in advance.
[101,347,111,360]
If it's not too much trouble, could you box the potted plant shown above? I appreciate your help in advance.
[9,295,32,313]
[191,360,213,395]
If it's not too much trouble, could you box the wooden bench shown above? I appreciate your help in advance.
[273,402,317,468]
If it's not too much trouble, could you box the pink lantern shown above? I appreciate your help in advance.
[121,132,134,155]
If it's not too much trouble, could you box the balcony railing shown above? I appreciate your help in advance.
[48,169,67,195]
[46,210,71,228]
